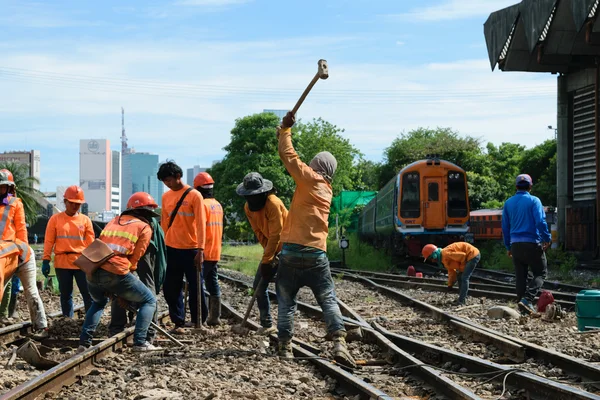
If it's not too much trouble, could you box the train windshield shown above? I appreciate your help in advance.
[400,172,420,218]
[448,171,468,218]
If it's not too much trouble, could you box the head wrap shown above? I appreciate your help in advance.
[309,151,337,183]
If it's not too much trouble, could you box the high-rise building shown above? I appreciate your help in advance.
[111,150,121,213]
[122,152,162,210]
[263,109,288,120]
[55,186,67,212]
[0,150,41,190]
[79,139,113,214]
[186,165,207,187]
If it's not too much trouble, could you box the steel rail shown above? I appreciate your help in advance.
[1,311,171,400]
[341,272,600,386]
[220,273,480,399]
[220,300,394,400]
[0,304,85,346]
[373,322,600,400]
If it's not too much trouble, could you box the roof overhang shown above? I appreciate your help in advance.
[484,0,600,73]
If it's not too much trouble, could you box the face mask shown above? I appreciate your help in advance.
[245,193,268,212]
[198,187,214,199]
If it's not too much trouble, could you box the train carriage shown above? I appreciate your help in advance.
[359,156,470,257]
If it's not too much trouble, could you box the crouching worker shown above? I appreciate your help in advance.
[276,112,356,368]
[236,172,288,335]
[108,193,167,344]
[422,242,480,306]
[79,192,161,353]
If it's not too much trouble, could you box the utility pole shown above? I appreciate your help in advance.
[121,107,129,156]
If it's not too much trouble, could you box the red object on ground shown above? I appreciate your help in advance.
[537,290,555,312]
[407,266,416,277]
[415,272,423,278]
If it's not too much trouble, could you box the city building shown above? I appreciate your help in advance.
[186,165,207,187]
[263,109,288,120]
[122,152,162,210]
[0,150,41,190]
[79,139,114,214]
[111,150,121,213]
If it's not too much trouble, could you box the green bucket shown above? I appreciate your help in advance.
[576,290,600,331]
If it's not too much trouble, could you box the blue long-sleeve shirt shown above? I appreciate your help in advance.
[502,191,551,250]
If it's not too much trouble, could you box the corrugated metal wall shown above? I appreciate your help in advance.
[566,202,595,251]
[573,86,597,201]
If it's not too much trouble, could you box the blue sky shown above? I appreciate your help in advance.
[0,0,556,192]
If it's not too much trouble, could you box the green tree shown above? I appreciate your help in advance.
[519,139,557,206]
[486,142,525,202]
[0,161,43,225]
[380,127,483,186]
[210,113,364,241]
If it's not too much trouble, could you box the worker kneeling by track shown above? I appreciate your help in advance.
[276,112,356,369]
[78,192,162,353]
[422,242,481,306]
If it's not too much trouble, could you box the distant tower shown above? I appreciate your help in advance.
[121,107,129,156]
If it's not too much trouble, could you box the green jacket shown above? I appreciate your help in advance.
[150,218,167,293]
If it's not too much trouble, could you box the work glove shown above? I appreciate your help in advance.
[281,111,295,129]
[259,263,274,280]
[41,260,51,278]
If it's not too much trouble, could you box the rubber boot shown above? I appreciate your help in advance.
[278,340,293,359]
[8,292,18,319]
[206,295,222,326]
[332,331,356,369]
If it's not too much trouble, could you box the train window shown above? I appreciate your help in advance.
[400,172,420,218]
[447,171,468,218]
[428,182,439,201]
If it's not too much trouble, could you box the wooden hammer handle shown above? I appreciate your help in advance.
[291,73,320,115]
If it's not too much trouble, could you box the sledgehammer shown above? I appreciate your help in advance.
[290,59,329,116]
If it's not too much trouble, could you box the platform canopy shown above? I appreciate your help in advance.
[484,0,600,73]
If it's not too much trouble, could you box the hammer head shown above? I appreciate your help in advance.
[318,59,329,79]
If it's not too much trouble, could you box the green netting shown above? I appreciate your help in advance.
[329,191,377,232]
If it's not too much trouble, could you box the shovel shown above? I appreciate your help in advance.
[231,278,263,336]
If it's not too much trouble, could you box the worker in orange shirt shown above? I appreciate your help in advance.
[0,169,47,337]
[422,242,481,305]
[43,185,94,317]
[193,172,224,326]
[158,161,207,334]
[275,113,355,368]
[236,172,288,335]
[78,192,161,353]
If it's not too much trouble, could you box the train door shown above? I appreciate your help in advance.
[423,177,444,229]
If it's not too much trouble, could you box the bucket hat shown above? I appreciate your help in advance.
[236,172,273,196]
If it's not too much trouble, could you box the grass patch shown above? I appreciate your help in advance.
[221,244,262,277]
[327,233,392,273]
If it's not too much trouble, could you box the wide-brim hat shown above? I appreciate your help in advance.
[0,179,13,186]
[236,172,273,196]
[124,206,161,217]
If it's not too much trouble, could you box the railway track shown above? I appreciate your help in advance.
[333,272,600,391]
[0,305,85,347]
[219,271,600,399]
[331,268,578,309]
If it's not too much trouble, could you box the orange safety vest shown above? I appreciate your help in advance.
[0,241,21,300]
[204,198,223,262]
[99,216,149,275]
[0,197,20,241]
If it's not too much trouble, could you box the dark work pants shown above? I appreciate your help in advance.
[163,247,208,326]
[55,268,92,317]
[109,251,158,341]
[511,242,547,302]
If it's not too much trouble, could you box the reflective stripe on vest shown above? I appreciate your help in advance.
[100,217,144,257]
[207,221,223,227]
[106,243,131,255]
[171,211,194,218]
[0,197,16,238]
[101,230,139,243]
[0,242,19,256]
[56,235,85,241]
[16,241,30,262]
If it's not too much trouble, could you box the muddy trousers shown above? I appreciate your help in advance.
[511,242,547,302]
[7,253,47,329]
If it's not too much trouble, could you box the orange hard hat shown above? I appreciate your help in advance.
[422,244,438,261]
[0,169,15,186]
[127,192,158,209]
[193,172,214,188]
[64,185,85,204]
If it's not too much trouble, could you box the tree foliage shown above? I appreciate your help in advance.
[209,113,366,240]
[0,161,43,225]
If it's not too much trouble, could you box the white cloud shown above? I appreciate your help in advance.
[388,0,519,22]
[0,36,557,191]
[396,41,405,46]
